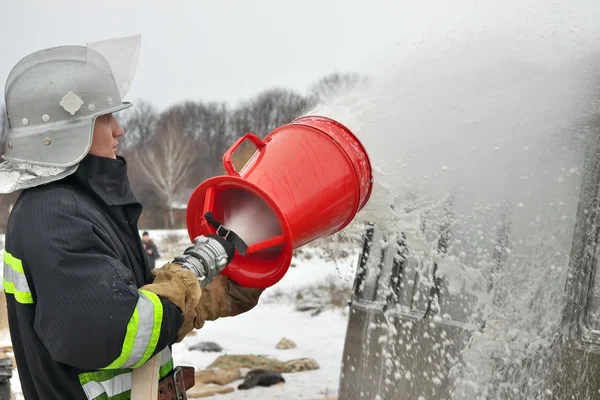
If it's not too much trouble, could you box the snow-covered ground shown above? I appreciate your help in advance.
[174,305,347,399]
[0,232,359,399]
[171,245,357,400]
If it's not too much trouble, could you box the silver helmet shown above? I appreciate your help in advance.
[2,35,140,168]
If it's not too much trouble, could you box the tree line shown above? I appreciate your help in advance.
[0,72,367,229]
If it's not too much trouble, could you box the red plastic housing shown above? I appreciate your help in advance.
[186,115,373,288]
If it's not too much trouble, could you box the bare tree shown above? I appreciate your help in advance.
[229,102,254,138]
[230,88,309,138]
[125,147,163,211]
[308,72,368,106]
[180,101,231,176]
[116,99,159,149]
[152,100,233,182]
[133,109,196,227]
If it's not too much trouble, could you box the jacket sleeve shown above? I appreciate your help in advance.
[23,190,183,371]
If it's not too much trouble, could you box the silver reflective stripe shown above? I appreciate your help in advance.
[3,262,31,294]
[80,348,173,399]
[82,380,106,400]
[82,372,131,399]
[122,291,155,368]
[159,347,172,366]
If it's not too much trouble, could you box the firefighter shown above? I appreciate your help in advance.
[1,35,263,399]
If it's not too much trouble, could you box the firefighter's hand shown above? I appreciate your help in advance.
[192,275,263,329]
[140,263,202,343]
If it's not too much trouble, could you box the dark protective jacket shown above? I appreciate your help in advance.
[3,154,184,399]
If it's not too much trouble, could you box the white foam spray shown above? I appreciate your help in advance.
[303,1,600,397]
[223,191,282,246]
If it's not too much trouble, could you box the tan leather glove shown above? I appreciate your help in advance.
[193,275,263,330]
[139,263,202,343]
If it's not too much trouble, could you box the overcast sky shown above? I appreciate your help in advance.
[2,0,600,110]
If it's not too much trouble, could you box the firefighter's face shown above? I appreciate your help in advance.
[90,113,124,159]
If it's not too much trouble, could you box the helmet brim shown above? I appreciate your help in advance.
[3,101,133,168]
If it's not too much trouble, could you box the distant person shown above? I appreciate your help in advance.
[142,231,160,269]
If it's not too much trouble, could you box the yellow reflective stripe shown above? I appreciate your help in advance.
[132,290,163,368]
[79,368,130,385]
[103,290,163,369]
[3,251,23,273]
[160,357,174,379]
[3,278,33,304]
[158,346,173,378]
[103,308,139,369]
[3,251,33,304]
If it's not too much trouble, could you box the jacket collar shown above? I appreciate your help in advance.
[69,154,140,207]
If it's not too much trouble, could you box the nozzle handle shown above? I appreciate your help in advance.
[223,133,266,177]
[203,212,249,256]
